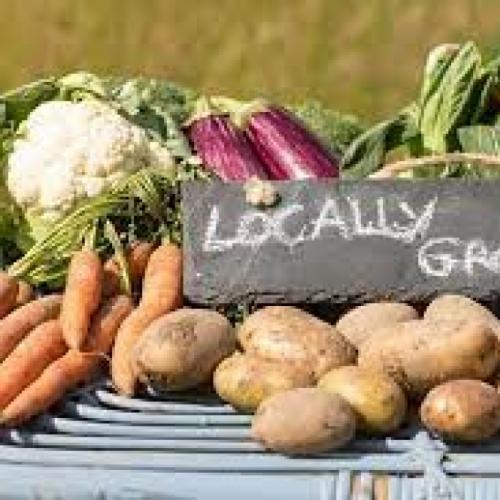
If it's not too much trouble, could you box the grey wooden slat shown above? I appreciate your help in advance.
[318,474,336,500]
[0,444,423,473]
[335,470,352,500]
[445,455,500,474]
[0,465,338,500]
[61,401,251,426]
[94,388,237,414]
[29,415,251,440]
[389,476,402,500]
[1,430,264,452]
[400,478,412,500]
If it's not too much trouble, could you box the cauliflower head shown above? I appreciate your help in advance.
[7,100,176,225]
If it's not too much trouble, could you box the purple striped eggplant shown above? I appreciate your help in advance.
[186,98,267,182]
[243,102,340,180]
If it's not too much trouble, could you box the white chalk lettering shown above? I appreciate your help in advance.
[203,195,500,280]
[203,205,240,252]
[418,237,500,277]
[310,198,351,240]
[203,195,439,252]
[417,237,462,278]
[399,197,438,242]
[464,239,490,276]
[348,197,380,237]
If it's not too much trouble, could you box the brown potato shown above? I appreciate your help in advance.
[133,308,236,391]
[425,295,500,340]
[358,319,499,398]
[238,306,355,380]
[420,380,500,442]
[251,387,356,455]
[214,352,314,413]
[318,365,407,434]
[336,302,418,348]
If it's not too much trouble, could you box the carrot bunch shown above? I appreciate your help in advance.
[0,240,183,426]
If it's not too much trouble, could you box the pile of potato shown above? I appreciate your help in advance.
[132,295,500,456]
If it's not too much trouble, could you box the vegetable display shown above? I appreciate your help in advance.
[2,40,500,459]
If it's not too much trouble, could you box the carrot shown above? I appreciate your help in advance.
[102,241,155,298]
[60,249,103,350]
[0,294,62,362]
[111,243,182,396]
[127,241,155,287]
[0,295,133,426]
[0,350,95,426]
[0,273,18,319]
[15,280,34,307]
[140,244,183,311]
[0,320,66,409]
[101,258,122,299]
[84,295,134,354]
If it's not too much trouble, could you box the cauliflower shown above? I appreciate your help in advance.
[7,100,176,224]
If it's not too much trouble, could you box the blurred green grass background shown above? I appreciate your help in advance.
[0,0,498,121]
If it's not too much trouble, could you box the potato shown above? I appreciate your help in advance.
[425,294,500,340]
[133,308,236,391]
[420,380,500,442]
[318,365,406,434]
[238,306,355,380]
[336,302,418,348]
[251,387,356,455]
[358,319,499,398]
[214,352,313,413]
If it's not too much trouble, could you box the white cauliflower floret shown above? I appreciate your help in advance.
[7,99,176,222]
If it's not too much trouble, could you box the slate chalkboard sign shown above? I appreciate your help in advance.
[182,179,500,307]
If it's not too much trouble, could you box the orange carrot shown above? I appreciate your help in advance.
[140,243,183,312]
[111,244,182,396]
[15,280,34,307]
[0,295,62,362]
[127,241,155,287]
[0,295,133,426]
[102,241,155,298]
[1,350,94,426]
[0,320,66,409]
[84,295,134,354]
[0,273,18,319]
[101,258,121,299]
[60,249,103,350]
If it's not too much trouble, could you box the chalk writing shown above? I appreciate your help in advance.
[202,190,500,280]
[203,196,438,252]
[418,237,500,278]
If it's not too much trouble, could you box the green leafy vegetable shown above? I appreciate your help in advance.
[341,106,419,178]
[458,125,500,154]
[289,100,365,155]
[341,41,500,178]
[418,42,481,153]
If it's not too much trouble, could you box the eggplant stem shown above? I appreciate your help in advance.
[370,153,500,178]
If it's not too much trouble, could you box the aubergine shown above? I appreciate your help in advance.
[186,98,267,182]
[244,103,340,180]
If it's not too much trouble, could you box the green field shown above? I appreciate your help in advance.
[0,0,499,121]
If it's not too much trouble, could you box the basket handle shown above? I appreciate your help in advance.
[368,153,500,178]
